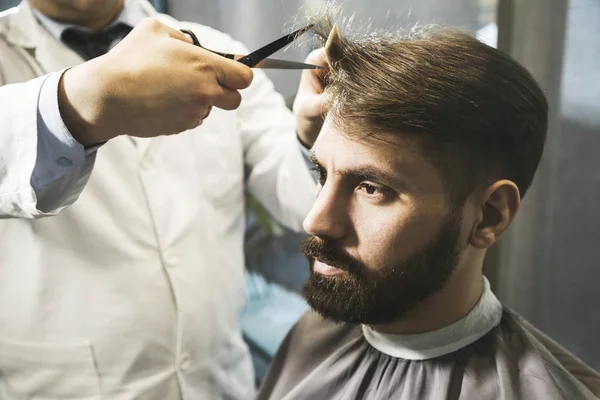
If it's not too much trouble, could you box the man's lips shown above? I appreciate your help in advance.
[313,259,346,276]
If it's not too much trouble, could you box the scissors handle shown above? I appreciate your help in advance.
[180,29,236,60]
[181,29,201,46]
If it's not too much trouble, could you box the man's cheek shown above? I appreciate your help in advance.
[383,227,425,262]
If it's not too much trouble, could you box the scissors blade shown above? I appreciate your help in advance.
[180,27,320,69]
[253,58,323,70]
[236,24,314,67]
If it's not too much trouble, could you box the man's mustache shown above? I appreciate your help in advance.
[301,236,366,277]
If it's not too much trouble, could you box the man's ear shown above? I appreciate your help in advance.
[470,180,520,248]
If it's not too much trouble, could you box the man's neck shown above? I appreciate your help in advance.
[29,0,125,31]
[370,264,484,335]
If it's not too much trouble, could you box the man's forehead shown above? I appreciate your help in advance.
[313,119,423,168]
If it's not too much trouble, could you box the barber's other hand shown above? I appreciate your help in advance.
[293,48,328,148]
[59,18,254,146]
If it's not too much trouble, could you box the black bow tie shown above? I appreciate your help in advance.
[61,23,133,61]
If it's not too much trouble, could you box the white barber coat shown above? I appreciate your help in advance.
[0,1,315,399]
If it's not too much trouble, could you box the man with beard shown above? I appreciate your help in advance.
[256,18,600,400]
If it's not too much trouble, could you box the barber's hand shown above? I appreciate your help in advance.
[58,18,254,146]
[293,48,329,148]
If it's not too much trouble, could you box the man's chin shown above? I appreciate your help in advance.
[302,274,429,325]
[302,275,375,324]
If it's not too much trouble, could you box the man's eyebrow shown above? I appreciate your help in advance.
[340,165,402,188]
[309,152,403,187]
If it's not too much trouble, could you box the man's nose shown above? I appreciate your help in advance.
[303,182,348,240]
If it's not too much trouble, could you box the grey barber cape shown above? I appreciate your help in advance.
[257,279,600,400]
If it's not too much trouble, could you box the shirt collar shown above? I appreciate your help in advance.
[362,276,503,360]
[31,0,146,41]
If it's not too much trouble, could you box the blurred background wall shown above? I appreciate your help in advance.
[493,0,600,371]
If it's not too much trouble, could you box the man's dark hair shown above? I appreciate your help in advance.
[308,11,548,204]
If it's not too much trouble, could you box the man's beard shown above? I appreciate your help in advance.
[301,212,462,325]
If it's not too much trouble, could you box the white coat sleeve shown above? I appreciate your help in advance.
[238,68,318,232]
[0,71,95,219]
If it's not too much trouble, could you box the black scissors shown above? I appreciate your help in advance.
[180,25,321,70]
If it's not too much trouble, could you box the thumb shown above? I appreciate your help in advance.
[163,25,195,45]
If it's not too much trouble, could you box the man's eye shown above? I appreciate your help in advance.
[363,184,378,195]
[357,182,390,199]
